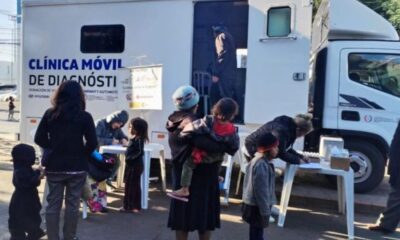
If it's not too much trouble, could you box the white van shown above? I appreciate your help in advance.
[20,0,400,192]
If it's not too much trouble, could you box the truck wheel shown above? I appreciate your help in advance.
[327,140,385,193]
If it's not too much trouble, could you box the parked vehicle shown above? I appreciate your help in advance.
[20,0,400,192]
[0,84,18,101]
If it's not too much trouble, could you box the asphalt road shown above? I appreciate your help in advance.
[0,100,399,239]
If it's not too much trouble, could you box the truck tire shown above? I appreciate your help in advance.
[327,140,385,193]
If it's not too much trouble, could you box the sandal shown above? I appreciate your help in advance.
[167,192,189,202]
[119,207,132,213]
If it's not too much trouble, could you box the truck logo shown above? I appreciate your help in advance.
[364,115,372,122]
[339,94,384,110]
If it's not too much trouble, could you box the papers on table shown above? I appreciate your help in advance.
[99,145,127,154]
[299,162,322,169]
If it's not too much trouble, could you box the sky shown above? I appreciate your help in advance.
[0,0,17,62]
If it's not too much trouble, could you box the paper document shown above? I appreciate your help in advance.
[299,163,322,169]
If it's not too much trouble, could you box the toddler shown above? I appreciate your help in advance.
[120,117,149,213]
[242,133,279,240]
[9,143,46,240]
[168,98,239,202]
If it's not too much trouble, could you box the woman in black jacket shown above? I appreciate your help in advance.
[34,81,97,240]
[244,114,313,164]
[167,85,228,240]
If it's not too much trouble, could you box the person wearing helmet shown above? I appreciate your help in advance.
[167,85,226,240]
[167,97,240,202]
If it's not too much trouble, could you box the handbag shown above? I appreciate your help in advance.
[87,153,117,182]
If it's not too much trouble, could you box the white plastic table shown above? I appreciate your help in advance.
[99,143,166,209]
[278,161,354,239]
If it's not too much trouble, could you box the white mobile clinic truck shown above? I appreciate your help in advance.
[20,0,400,192]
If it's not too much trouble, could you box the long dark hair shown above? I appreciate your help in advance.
[50,81,86,120]
[130,117,149,142]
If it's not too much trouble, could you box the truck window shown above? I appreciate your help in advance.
[267,7,291,37]
[348,53,400,97]
[81,25,125,53]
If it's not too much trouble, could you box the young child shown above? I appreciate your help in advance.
[242,133,279,240]
[120,117,149,213]
[167,97,240,202]
[8,96,15,121]
[9,143,46,240]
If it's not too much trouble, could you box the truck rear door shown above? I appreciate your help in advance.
[245,0,312,124]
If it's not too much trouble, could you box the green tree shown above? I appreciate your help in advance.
[382,0,400,31]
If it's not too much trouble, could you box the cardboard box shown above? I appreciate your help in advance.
[330,156,350,171]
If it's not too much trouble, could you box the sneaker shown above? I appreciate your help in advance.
[100,207,109,213]
[368,224,394,234]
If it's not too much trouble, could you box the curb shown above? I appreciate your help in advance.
[278,193,385,215]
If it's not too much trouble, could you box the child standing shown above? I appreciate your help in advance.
[242,133,279,240]
[9,144,46,240]
[8,96,15,121]
[168,97,240,201]
[120,117,149,213]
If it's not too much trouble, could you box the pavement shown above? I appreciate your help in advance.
[0,101,400,239]
[0,157,399,240]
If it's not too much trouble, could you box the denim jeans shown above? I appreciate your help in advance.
[45,172,86,240]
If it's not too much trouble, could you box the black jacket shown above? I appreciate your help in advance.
[34,108,98,172]
[166,111,199,163]
[13,167,41,191]
[180,115,239,156]
[125,138,144,166]
[166,111,229,163]
[389,121,400,188]
[245,116,302,164]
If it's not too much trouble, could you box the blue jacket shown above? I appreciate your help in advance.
[95,110,128,146]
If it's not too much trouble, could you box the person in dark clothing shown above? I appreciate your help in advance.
[8,96,16,121]
[168,98,239,201]
[8,144,46,240]
[369,121,400,233]
[244,114,314,164]
[210,24,238,107]
[95,110,129,189]
[95,110,129,146]
[34,81,98,240]
[167,85,225,240]
[120,117,148,213]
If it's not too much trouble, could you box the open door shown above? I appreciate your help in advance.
[192,1,248,123]
[245,0,312,124]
